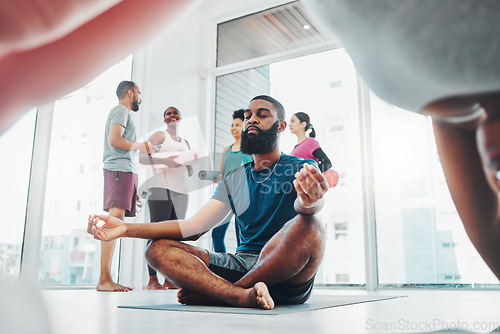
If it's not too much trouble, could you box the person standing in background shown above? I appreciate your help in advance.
[289,112,332,172]
[139,106,192,289]
[211,109,253,253]
[100,80,154,291]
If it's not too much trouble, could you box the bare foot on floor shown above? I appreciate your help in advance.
[147,276,178,290]
[249,282,274,310]
[162,281,179,289]
[96,280,132,292]
[147,281,169,290]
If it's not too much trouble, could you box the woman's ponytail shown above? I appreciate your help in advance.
[309,124,316,138]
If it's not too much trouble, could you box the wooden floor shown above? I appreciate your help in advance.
[36,288,500,334]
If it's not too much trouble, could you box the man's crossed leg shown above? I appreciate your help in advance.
[146,214,325,310]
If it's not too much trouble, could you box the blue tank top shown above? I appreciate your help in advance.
[223,144,253,175]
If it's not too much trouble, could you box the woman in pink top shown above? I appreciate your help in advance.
[289,112,332,172]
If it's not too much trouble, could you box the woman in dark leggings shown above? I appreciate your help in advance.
[146,188,188,288]
[139,107,191,289]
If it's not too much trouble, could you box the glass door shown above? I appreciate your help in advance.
[39,57,133,286]
[0,109,37,281]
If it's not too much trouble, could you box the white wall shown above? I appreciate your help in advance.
[137,0,291,138]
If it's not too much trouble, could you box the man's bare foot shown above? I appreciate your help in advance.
[178,282,274,310]
[96,280,132,292]
[248,282,274,310]
[177,289,224,306]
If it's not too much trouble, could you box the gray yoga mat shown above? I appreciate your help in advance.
[119,294,404,315]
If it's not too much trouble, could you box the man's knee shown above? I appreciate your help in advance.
[293,214,324,240]
[145,239,178,268]
[145,239,210,269]
[294,215,326,266]
[280,214,325,254]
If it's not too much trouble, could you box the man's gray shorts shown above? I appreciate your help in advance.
[208,251,315,305]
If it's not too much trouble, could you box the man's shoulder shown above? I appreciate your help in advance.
[281,154,318,169]
[107,105,130,126]
[109,104,129,114]
[225,163,249,179]
[281,153,312,164]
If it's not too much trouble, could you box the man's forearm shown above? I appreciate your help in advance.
[110,136,141,151]
[123,219,207,241]
[433,121,496,220]
[119,199,229,241]
[433,119,500,278]
[124,220,184,240]
[139,154,178,167]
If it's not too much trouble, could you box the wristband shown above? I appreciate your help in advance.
[299,197,318,209]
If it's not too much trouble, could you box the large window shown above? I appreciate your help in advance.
[0,109,37,281]
[39,56,133,286]
[271,50,366,285]
[370,94,499,286]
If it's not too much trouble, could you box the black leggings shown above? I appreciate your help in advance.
[147,190,188,276]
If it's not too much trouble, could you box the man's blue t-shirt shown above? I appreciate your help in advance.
[211,154,317,252]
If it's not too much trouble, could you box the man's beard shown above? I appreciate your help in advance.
[131,98,140,112]
[241,121,279,155]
